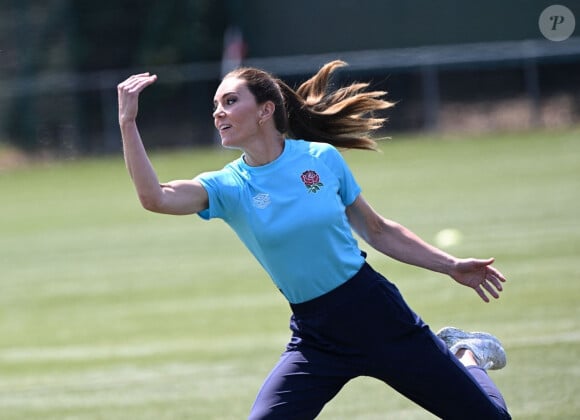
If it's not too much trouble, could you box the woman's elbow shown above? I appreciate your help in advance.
[354,221,378,246]
[138,193,163,213]
[365,218,396,248]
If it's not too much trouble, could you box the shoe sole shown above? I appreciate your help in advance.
[436,326,502,348]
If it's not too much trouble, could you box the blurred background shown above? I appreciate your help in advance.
[1,0,579,160]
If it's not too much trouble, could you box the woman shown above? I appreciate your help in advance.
[117,61,511,419]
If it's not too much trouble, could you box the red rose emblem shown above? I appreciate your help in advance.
[301,170,324,193]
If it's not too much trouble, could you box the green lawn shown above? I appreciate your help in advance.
[1,128,579,419]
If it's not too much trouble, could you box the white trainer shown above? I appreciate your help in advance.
[450,337,507,370]
[436,326,507,370]
[436,326,501,349]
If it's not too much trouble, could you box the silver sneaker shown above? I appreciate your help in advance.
[450,338,507,370]
[436,326,501,349]
[436,326,507,370]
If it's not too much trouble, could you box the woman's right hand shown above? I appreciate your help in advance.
[117,73,157,125]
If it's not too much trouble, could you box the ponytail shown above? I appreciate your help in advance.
[278,61,393,150]
[225,60,394,151]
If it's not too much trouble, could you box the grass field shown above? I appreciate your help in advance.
[1,128,579,419]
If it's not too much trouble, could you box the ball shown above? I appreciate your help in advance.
[434,228,463,249]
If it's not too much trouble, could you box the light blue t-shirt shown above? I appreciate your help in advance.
[195,139,365,303]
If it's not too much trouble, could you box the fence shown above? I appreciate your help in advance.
[1,37,580,153]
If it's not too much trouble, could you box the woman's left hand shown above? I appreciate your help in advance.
[449,258,507,302]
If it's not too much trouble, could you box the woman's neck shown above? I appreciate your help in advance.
[242,134,285,167]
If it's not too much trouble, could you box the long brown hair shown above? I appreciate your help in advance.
[225,60,394,151]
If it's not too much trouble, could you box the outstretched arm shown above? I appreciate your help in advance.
[117,73,208,215]
[346,195,506,302]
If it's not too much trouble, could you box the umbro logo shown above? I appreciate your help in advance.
[252,193,271,209]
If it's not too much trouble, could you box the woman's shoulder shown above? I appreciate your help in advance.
[195,156,244,184]
[288,138,338,157]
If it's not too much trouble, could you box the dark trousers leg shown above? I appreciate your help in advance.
[466,365,509,413]
[248,349,354,420]
[370,327,511,420]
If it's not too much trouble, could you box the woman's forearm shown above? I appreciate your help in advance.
[347,195,457,275]
[370,219,457,275]
[120,120,163,209]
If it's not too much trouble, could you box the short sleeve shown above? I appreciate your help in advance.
[315,143,361,206]
[194,168,240,221]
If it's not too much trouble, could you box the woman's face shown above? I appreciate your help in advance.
[213,77,262,149]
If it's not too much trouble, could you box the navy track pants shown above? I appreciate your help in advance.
[249,262,510,420]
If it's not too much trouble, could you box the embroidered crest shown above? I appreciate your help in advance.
[301,170,324,193]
